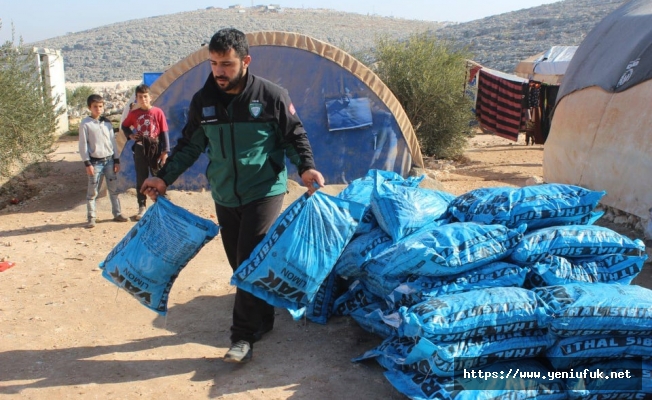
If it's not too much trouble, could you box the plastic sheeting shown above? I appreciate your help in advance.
[514,46,577,84]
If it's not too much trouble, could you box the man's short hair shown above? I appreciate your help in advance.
[135,84,150,95]
[87,94,104,107]
[209,28,249,59]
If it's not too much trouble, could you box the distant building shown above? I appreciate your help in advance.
[25,48,69,135]
[229,4,244,9]
[253,3,282,11]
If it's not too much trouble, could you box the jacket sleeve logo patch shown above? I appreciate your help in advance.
[202,106,216,118]
[249,101,262,118]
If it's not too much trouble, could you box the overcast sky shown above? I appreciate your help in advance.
[0,0,561,44]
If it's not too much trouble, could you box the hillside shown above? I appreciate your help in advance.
[436,0,625,72]
[34,7,443,82]
[32,0,626,83]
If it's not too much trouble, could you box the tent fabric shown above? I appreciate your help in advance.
[475,68,528,142]
[514,46,577,85]
[147,31,422,167]
[544,0,652,219]
[544,84,652,219]
[533,46,577,76]
[117,31,423,191]
[557,0,652,99]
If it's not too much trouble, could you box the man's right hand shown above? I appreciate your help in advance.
[141,177,167,201]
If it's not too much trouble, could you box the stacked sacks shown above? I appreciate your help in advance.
[563,359,652,398]
[289,170,423,325]
[328,170,462,331]
[338,183,649,399]
[536,283,652,397]
[233,174,649,398]
[384,359,567,400]
[355,287,561,399]
[447,184,606,231]
[509,225,647,287]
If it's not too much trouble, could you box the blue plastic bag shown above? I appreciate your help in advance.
[534,283,652,337]
[447,184,605,231]
[350,302,398,339]
[99,197,219,315]
[547,334,652,370]
[333,227,392,279]
[400,330,554,377]
[398,287,551,342]
[564,359,651,398]
[364,222,526,278]
[231,192,365,310]
[287,270,342,324]
[528,253,647,286]
[371,171,454,242]
[510,225,646,264]
[355,331,554,377]
[384,359,566,400]
[387,261,528,309]
[332,279,383,316]
[337,169,423,236]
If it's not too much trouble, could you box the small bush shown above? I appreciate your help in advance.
[368,32,475,159]
[66,85,94,116]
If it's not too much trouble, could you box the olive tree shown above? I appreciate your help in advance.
[66,85,94,117]
[370,32,475,159]
[0,25,62,177]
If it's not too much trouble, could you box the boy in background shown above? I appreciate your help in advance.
[121,84,170,220]
[78,94,128,228]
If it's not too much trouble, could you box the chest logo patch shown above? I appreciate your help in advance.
[203,106,216,118]
[249,101,262,118]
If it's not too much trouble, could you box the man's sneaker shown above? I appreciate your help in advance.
[86,218,96,229]
[113,215,128,222]
[134,206,146,221]
[223,340,252,363]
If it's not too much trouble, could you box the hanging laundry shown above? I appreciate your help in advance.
[475,69,528,141]
[464,61,482,127]
[528,81,541,108]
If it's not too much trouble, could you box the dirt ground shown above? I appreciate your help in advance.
[1,133,649,399]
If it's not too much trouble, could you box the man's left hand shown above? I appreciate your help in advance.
[159,153,168,167]
[300,169,325,195]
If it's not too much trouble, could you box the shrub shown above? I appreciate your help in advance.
[66,85,94,116]
[369,32,475,159]
[0,28,63,178]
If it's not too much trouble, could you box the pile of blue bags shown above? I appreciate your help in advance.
[233,169,650,399]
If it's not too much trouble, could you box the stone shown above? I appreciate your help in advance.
[525,176,543,186]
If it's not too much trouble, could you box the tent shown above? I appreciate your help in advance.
[514,46,578,85]
[117,31,423,192]
[543,0,652,219]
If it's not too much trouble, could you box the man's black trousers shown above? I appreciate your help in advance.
[215,194,284,345]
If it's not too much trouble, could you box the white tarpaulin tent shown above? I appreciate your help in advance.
[514,46,578,85]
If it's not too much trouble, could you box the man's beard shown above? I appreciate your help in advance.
[215,66,245,92]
